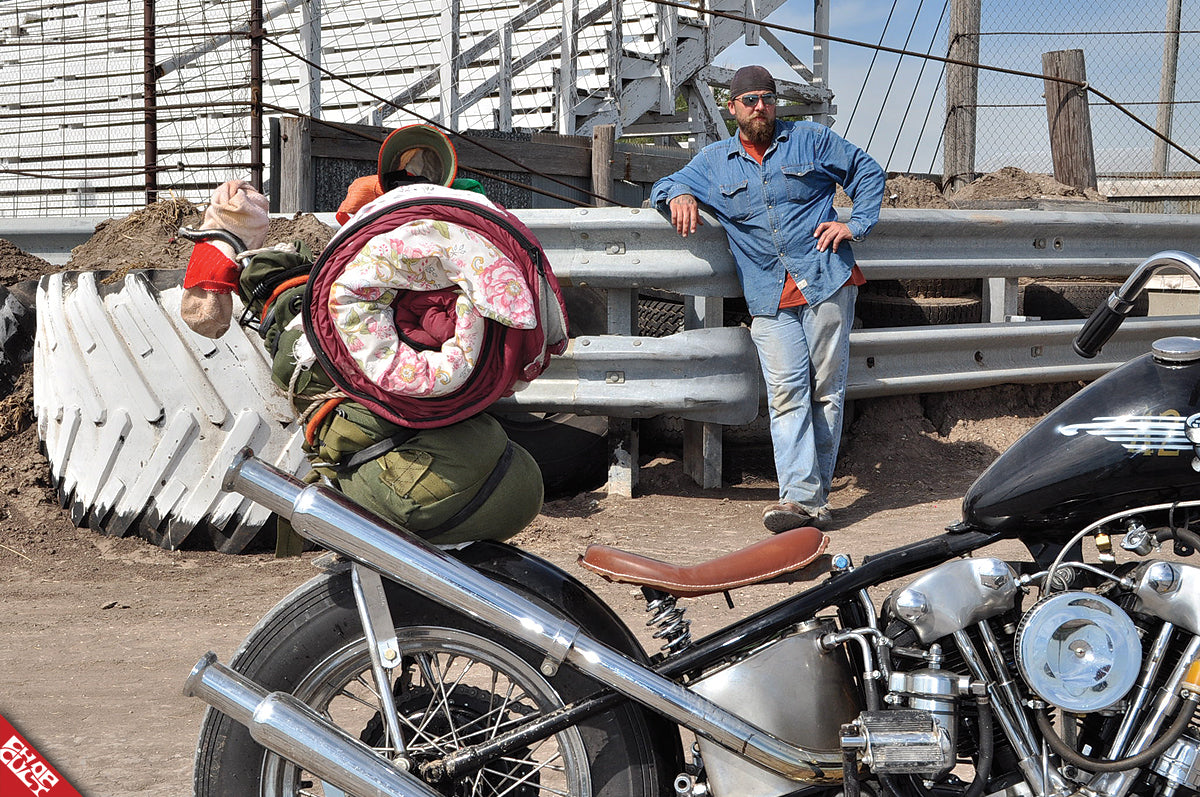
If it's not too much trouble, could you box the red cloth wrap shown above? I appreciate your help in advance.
[392,288,459,350]
[182,241,239,293]
[305,199,568,429]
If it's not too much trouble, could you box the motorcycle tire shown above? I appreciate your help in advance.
[194,567,674,797]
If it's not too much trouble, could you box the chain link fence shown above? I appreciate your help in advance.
[974,0,1200,195]
[2,0,1199,217]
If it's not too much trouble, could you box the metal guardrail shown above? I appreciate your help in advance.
[19,206,1200,279]
[494,327,762,425]
[847,317,1200,398]
[13,207,1200,492]
[517,206,1200,286]
[10,207,1200,401]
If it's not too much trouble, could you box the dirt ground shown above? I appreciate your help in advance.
[0,170,1096,796]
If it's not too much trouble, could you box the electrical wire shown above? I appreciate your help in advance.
[885,0,949,170]
[865,0,928,152]
[260,35,630,208]
[841,0,899,139]
[908,53,949,173]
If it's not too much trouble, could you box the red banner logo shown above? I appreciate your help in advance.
[0,715,81,796]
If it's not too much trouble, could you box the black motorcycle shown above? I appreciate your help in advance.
[186,250,1200,797]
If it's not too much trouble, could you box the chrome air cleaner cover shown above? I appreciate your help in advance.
[1015,591,1142,713]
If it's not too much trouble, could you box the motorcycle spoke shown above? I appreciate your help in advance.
[261,627,591,797]
[333,673,383,713]
[474,749,568,797]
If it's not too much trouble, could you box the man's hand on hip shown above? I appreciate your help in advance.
[668,194,702,237]
[814,220,853,253]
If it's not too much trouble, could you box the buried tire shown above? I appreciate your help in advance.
[34,269,306,553]
[493,412,609,498]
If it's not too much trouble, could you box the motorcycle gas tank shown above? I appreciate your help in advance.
[963,338,1200,542]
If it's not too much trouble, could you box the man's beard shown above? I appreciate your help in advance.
[738,115,774,145]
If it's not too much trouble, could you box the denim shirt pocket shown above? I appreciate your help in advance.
[719,179,753,221]
[782,162,821,202]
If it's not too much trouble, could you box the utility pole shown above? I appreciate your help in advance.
[943,0,979,193]
[1153,0,1183,175]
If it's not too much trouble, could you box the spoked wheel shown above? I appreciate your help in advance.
[195,567,675,797]
[262,628,590,797]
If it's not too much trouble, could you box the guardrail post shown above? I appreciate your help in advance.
[607,287,640,496]
[983,277,1019,322]
[683,295,727,488]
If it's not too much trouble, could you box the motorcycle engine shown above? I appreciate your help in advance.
[876,555,1200,796]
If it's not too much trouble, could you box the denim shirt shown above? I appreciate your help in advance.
[650,120,886,315]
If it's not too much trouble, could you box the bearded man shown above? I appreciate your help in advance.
[650,65,885,533]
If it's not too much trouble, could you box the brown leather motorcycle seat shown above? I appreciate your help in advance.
[577,526,829,598]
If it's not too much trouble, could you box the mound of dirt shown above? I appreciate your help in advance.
[66,201,336,275]
[834,382,1085,505]
[0,240,55,286]
[835,174,952,208]
[883,174,951,208]
[836,167,1108,209]
[948,166,1106,203]
[67,198,202,275]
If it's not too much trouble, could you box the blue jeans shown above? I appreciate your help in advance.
[749,283,856,511]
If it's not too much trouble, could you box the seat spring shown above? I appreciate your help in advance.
[643,588,692,656]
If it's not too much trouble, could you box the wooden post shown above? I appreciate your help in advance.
[1042,49,1097,192]
[143,0,157,205]
[591,124,615,206]
[1153,0,1183,175]
[279,116,314,212]
[943,0,979,192]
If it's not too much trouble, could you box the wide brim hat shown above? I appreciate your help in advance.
[378,124,458,187]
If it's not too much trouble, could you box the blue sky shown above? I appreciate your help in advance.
[716,0,1200,177]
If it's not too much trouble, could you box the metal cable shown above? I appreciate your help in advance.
[260,35,630,209]
[865,0,929,152]
[885,0,949,170]
[841,0,899,139]
[909,58,949,174]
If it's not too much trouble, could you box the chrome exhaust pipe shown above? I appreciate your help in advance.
[184,652,441,797]
[223,450,844,781]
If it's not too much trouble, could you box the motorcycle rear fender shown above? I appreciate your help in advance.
[453,539,653,663]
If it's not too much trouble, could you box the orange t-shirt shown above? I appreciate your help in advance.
[739,136,865,309]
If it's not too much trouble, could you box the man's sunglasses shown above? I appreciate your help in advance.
[735,92,777,108]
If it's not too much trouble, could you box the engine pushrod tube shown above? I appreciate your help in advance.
[952,630,1067,797]
[1105,622,1175,760]
[184,653,441,797]
[225,451,844,781]
[976,621,1038,745]
[1087,635,1200,797]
